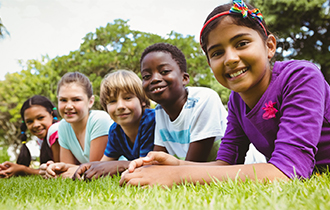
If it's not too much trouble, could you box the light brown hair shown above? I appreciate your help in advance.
[100,70,150,112]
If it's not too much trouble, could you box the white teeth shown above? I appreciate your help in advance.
[229,68,247,78]
[153,87,162,91]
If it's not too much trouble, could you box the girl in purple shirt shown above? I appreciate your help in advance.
[120,0,330,187]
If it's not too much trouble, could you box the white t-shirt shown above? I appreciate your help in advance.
[46,122,59,147]
[154,87,227,160]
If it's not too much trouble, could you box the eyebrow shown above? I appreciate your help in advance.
[207,33,251,53]
[141,63,170,72]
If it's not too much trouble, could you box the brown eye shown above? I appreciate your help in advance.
[211,50,224,58]
[142,74,151,80]
[161,70,170,75]
[237,41,249,48]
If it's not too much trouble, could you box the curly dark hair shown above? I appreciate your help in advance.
[140,43,187,73]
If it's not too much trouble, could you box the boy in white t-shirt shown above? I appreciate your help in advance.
[140,43,228,161]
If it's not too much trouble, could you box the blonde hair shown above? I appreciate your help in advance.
[100,70,150,112]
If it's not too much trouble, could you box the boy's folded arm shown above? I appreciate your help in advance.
[185,137,215,162]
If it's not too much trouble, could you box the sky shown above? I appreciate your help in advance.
[0,0,229,80]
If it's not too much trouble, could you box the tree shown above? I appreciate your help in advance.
[251,0,330,82]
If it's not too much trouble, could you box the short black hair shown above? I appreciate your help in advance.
[140,43,187,72]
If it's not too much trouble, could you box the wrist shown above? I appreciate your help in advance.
[178,159,186,166]
[117,161,130,173]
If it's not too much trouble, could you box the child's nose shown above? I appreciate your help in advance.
[33,120,41,128]
[116,99,125,109]
[65,101,73,109]
[150,72,162,84]
[224,49,239,67]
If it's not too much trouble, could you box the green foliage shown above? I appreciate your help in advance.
[1,173,330,209]
[251,0,330,82]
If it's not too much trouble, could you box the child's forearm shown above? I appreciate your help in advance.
[20,166,40,176]
[176,163,289,184]
[179,159,229,166]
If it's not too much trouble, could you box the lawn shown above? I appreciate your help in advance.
[1,173,330,210]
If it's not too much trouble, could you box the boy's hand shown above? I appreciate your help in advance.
[128,151,181,173]
[73,161,129,180]
[73,162,97,180]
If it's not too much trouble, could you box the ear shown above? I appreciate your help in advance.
[88,95,95,109]
[182,72,190,86]
[141,102,146,108]
[266,34,277,60]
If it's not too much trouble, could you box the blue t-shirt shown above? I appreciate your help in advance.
[104,109,155,160]
[58,110,112,164]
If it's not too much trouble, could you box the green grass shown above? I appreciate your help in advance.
[1,173,330,210]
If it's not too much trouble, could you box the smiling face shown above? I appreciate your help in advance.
[24,105,53,139]
[140,51,189,107]
[206,16,276,103]
[57,83,94,125]
[106,91,143,129]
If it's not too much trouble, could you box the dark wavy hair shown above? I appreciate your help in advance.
[200,2,271,60]
[17,95,59,166]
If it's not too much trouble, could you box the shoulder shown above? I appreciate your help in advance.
[109,121,120,132]
[274,60,323,79]
[187,86,219,97]
[89,110,111,119]
[88,110,113,129]
[89,110,112,122]
[141,109,156,125]
[272,60,326,91]
[58,119,70,130]
[48,122,59,134]
[155,104,164,111]
[186,86,222,107]
[143,108,155,117]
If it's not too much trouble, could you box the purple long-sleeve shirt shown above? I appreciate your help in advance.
[217,60,330,178]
